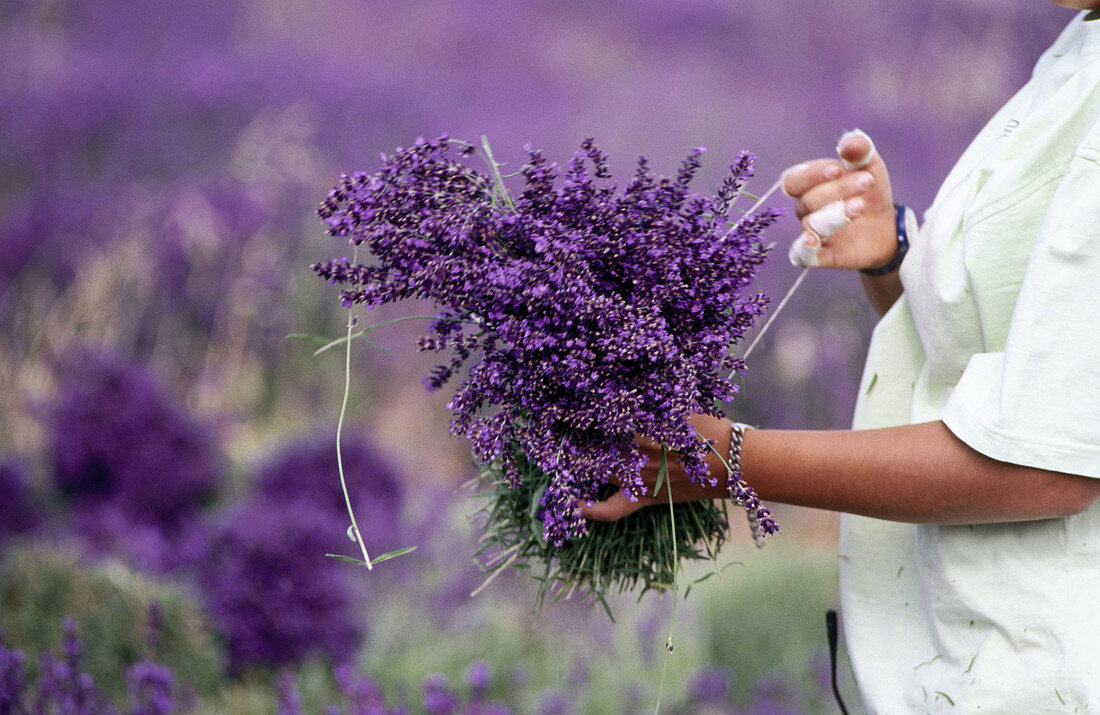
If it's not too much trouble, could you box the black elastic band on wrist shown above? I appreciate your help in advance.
[859,203,909,276]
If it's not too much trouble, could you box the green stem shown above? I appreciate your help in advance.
[481,135,516,210]
[337,245,373,569]
[653,446,679,715]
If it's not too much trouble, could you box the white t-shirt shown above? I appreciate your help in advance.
[841,12,1100,713]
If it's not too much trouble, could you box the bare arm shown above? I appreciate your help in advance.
[581,415,1100,524]
[743,421,1100,523]
[858,270,904,319]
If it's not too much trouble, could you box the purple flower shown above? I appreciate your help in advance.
[0,637,27,713]
[67,504,211,575]
[255,432,405,549]
[31,619,117,715]
[50,347,221,536]
[0,459,40,542]
[750,671,800,715]
[422,673,459,714]
[465,660,492,702]
[688,666,733,705]
[200,495,363,672]
[335,663,390,714]
[533,689,572,715]
[0,614,194,713]
[127,660,179,715]
[276,669,304,715]
[145,602,165,652]
[315,137,780,547]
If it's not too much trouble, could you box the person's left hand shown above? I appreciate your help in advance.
[580,413,732,521]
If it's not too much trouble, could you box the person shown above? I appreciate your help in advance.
[582,3,1100,710]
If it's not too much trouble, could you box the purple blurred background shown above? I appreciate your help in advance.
[1,0,1069,444]
[0,0,1077,707]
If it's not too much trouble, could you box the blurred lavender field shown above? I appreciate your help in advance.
[0,0,1070,711]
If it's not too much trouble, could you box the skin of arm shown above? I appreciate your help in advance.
[580,414,1100,524]
[582,128,1100,526]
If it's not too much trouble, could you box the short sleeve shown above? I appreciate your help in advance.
[942,140,1100,478]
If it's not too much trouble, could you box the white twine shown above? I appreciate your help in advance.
[726,176,812,378]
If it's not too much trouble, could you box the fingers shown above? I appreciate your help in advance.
[586,416,732,523]
[794,170,875,219]
[578,490,651,522]
[837,129,891,214]
[791,221,872,269]
[784,129,888,218]
[783,125,876,197]
[782,159,843,198]
[788,230,822,267]
[807,198,854,239]
[783,129,895,269]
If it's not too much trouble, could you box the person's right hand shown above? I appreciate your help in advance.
[782,130,898,272]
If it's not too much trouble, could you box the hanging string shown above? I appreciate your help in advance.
[738,177,783,226]
[725,173,813,378]
[739,266,809,365]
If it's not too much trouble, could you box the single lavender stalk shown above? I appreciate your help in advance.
[276,670,304,715]
[652,447,679,715]
[127,661,178,715]
[734,177,783,230]
[705,439,780,545]
[32,619,115,714]
[480,134,516,210]
[336,247,373,569]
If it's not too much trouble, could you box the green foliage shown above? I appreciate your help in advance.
[694,543,857,709]
[0,544,226,702]
[358,584,656,714]
[325,546,417,567]
[349,541,849,714]
[0,538,851,713]
[194,661,345,715]
[472,450,731,619]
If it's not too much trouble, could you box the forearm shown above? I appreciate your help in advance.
[582,418,1100,524]
[858,271,903,317]
[741,420,1100,523]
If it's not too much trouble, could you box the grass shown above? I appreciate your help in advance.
[0,516,852,713]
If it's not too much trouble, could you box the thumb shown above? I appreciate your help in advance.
[837,128,876,171]
[838,128,891,212]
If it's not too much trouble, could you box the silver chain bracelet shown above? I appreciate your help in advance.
[727,421,766,548]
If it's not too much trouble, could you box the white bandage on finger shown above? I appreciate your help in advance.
[806,199,850,241]
[788,232,820,267]
[837,129,876,171]
[788,199,850,267]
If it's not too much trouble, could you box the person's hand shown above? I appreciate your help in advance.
[782,129,898,271]
[580,414,732,522]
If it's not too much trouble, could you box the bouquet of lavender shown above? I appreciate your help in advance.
[312,135,780,608]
